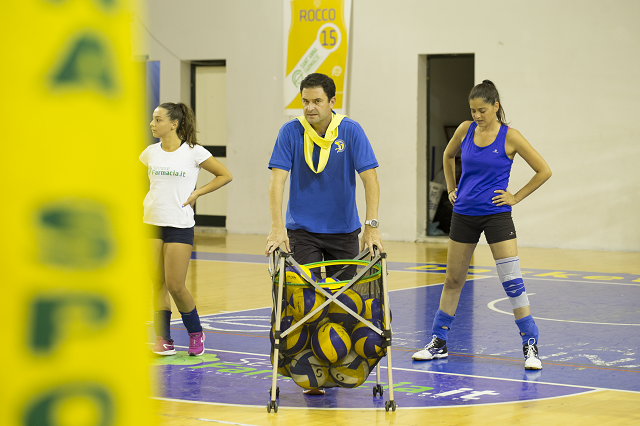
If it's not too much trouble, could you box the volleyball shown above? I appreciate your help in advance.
[290,349,328,389]
[311,322,351,364]
[285,264,317,284]
[269,314,292,345]
[328,289,364,329]
[290,287,328,324]
[329,349,370,388]
[282,318,310,356]
[351,320,385,359]
[363,297,392,324]
[270,350,292,377]
[367,354,384,369]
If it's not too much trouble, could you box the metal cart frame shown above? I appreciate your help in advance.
[267,247,397,412]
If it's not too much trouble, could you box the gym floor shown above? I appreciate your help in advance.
[151,233,640,426]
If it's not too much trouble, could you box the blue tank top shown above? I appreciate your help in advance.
[453,122,513,216]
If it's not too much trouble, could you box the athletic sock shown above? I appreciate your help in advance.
[180,306,203,334]
[431,309,455,341]
[515,314,539,346]
[154,310,172,340]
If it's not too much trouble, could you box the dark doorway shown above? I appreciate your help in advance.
[427,54,474,236]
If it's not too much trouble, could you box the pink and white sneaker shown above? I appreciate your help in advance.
[188,332,205,356]
[152,336,176,355]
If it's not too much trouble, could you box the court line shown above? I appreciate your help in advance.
[165,345,600,391]
[487,295,640,326]
[190,252,640,287]
[166,308,640,373]
[152,391,606,411]
[160,345,640,393]
[159,413,259,426]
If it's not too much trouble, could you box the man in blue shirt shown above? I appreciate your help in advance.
[265,72,383,278]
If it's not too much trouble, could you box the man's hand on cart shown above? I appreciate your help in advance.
[265,226,291,256]
[361,226,384,255]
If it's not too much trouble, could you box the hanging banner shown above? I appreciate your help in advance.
[284,0,351,115]
[1,0,152,425]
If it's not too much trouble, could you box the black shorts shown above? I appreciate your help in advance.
[449,211,516,245]
[148,225,195,245]
[287,228,360,280]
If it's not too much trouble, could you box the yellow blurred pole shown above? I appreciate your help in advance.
[1,1,152,425]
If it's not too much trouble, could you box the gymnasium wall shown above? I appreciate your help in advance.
[131,0,640,252]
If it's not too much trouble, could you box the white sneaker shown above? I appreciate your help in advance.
[523,338,542,370]
[412,335,448,361]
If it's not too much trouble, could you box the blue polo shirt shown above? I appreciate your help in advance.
[269,117,378,234]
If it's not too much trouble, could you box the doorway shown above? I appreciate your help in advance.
[191,60,228,228]
[426,54,474,236]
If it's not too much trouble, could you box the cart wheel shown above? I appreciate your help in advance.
[373,384,384,397]
[274,401,279,413]
[267,400,278,413]
[389,400,397,411]
[385,401,390,412]
[268,387,280,398]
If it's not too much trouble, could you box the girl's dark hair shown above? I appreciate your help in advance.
[158,102,199,147]
[469,80,508,126]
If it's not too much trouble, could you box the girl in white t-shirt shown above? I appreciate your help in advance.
[140,102,232,356]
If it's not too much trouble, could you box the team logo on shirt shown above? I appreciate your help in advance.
[334,140,345,153]
[493,149,498,154]
[148,166,186,177]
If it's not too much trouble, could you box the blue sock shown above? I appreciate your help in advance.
[515,315,539,346]
[180,306,203,334]
[154,310,172,340]
[431,309,455,341]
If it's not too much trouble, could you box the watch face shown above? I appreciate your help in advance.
[369,219,378,228]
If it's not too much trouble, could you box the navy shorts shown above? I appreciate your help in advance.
[449,211,516,245]
[287,228,360,280]
[148,225,195,245]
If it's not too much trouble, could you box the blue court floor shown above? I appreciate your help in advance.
[150,252,640,410]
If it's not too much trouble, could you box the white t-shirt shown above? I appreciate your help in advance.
[139,142,212,228]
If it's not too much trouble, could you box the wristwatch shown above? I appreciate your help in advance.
[365,219,379,228]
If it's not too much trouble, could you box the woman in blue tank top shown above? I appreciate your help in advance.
[413,80,552,370]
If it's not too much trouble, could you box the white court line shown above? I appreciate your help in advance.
[160,413,261,426]
[152,391,607,411]
[164,346,609,391]
[487,295,640,326]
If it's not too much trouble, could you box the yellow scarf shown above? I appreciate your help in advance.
[296,113,346,173]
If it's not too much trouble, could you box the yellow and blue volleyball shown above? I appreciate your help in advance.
[285,264,317,285]
[283,319,310,356]
[363,297,392,324]
[311,322,351,364]
[319,277,342,292]
[367,354,384,369]
[328,289,364,329]
[269,314,292,346]
[329,349,370,388]
[290,349,328,389]
[351,320,385,359]
[270,350,292,377]
[290,287,328,324]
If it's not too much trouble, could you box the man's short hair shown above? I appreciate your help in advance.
[299,73,336,100]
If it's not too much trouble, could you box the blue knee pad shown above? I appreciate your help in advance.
[431,309,455,341]
[515,315,539,346]
[496,256,530,309]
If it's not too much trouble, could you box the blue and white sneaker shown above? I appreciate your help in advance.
[524,338,542,370]
[412,335,448,361]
